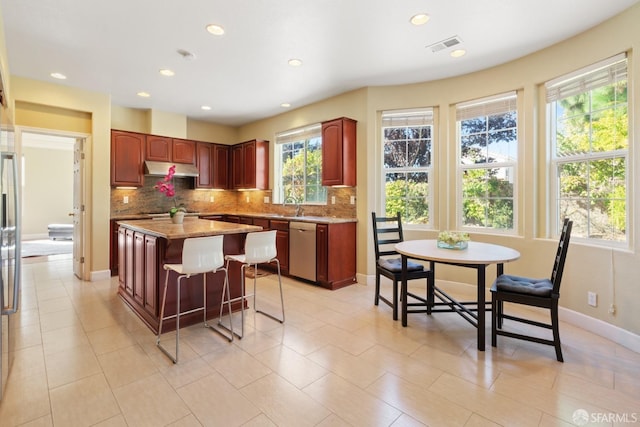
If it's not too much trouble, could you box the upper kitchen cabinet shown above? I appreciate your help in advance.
[171,138,196,164]
[111,130,145,187]
[145,135,172,162]
[195,142,213,188]
[195,142,228,189]
[321,117,357,187]
[232,139,269,190]
[213,144,230,189]
[144,135,196,164]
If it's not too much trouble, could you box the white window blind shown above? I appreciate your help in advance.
[545,53,627,102]
[382,108,433,127]
[456,92,517,121]
[276,124,321,144]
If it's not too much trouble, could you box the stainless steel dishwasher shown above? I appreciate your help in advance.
[289,221,317,282]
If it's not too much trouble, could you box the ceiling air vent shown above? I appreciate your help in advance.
[427,36,463,53]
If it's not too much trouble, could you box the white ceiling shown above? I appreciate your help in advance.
[2,0,638,126]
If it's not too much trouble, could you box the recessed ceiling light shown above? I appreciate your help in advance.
[201,105,212,111]
[50,72,67,80]
[410,13,430,26]
[288,58,303,67]
[159,69,175,77]
[280,103,291,108]
[206,24,225,35]
[137,91,151,98]
[450,49,466,58]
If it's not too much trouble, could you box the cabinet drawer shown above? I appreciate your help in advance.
[253,218,270,230]
[270,219,289,231]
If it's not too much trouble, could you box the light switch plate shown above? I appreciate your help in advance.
[350,196,356,204]
[331,196,336,204]
[123,196,129,204]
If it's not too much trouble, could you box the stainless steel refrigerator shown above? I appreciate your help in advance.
[0,151,20,402]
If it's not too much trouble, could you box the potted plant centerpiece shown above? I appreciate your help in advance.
[154,164,187,224]
[437,230,470,250]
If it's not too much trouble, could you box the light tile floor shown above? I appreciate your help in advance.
[1,254,639,426]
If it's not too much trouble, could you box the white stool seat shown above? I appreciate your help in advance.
[156,235,232,363]
[219,230,285,339]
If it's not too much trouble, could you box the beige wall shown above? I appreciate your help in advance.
[2,4,639,335]
[10,77,111,280]
[21,144,74,237]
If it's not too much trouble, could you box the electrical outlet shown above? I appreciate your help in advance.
[588,291,597,307]
[264,196,270,203]
[609,304,616,315]
[350,196,356,204]
[246,196,250,203]
[123,196,129,204]
[209,196,214,203]
[331,196,336,204]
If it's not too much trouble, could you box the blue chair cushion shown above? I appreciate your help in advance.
[378,258,424,273]
[492,274,553,297]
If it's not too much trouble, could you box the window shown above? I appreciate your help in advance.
[274,124,326,204]
[381,108,433,225]
[457,92,518,231]
[546,54,628,242]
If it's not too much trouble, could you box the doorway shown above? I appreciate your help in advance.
[18,129,87,279]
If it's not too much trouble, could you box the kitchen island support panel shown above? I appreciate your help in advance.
[117,219,260,334]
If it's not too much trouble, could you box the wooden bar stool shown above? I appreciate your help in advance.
[219,230,285,339]
[157,235,232,363]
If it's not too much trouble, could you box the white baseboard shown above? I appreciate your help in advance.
[90,269,111,282]
[360,274,640,353]
[559,306,640,353]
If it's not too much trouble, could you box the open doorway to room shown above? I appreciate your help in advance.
[19,131,86,278]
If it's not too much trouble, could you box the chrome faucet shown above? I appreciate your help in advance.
[295,204,303,217]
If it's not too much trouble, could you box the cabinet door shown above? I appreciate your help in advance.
[321,117,357,187]
[146,135,172,162]
[172,139,196,164]
[111,220,119,276]
[196,142,213,188]
[125,229,135,296]
[144,235,157,316]
[111,130,145,187]
[316,224,328,283]
[243,141,256,189]
[232,144,245,189]
[118,226,126,287]
[133,232,145,305]
[275,230,289,273]
[213,144,229,189]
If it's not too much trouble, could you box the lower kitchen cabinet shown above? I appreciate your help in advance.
[316,222,356,290]
[118,228,159,319]
[270,219,289,276]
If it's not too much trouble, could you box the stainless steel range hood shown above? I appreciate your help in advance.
[144,161,199,178]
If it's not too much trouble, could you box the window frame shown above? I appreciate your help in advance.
[546,53,629,246]
[273,123,326,205]
[456,92,519,234]
[380,108,434,229]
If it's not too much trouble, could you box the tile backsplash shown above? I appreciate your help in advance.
[110,177,356,218]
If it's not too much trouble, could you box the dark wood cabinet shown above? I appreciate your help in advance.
[111,130,145,187]
[117,226,126,284]
[145,135,172,162]
[143,235,158,316]
[232,139,269,189]
[321,117,357,187]
[110,220,120,276]
[133,232,145,306]
[196,142,213,188]
[316,222,356,290]
[171,138,196,164]
[213,144,230,189]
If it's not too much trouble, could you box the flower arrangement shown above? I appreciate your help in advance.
[437,230,470,250]
[154,164,187,218]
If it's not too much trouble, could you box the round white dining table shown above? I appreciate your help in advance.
[395,239,520,351]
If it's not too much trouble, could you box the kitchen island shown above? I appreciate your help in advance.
[116,218,261,333]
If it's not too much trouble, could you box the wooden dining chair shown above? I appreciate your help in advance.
[371,212,432,320]
[491,218,573,362]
